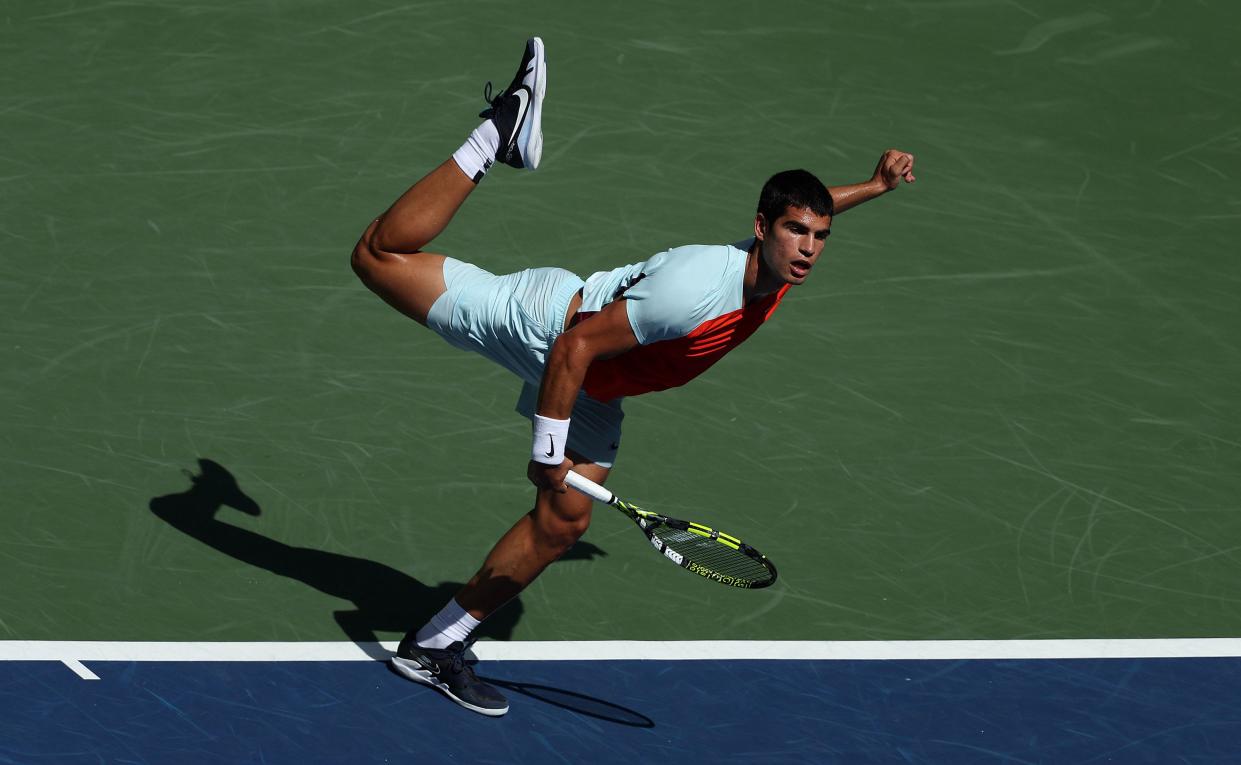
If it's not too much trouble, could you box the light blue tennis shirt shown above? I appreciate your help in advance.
[572,238,790,402]
[578,240,752,343]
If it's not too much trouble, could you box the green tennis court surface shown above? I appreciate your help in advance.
[3,0,1239,660]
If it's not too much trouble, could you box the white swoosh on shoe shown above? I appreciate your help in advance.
[512,87,530,133]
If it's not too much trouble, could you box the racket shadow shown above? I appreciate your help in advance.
[476,675,656,728]
[148,458,609,660]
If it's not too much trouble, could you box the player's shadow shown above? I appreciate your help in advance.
[150,459,653,726]
[148,458,606,658]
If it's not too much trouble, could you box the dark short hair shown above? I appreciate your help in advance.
[756,169,833,227]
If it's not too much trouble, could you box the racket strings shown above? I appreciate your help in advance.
[653,526,772,582]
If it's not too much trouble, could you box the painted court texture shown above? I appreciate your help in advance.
[2,0,1239,762]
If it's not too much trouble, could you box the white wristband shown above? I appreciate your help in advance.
[531,414,570,465]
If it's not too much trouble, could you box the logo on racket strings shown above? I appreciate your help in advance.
[688,560,752,588]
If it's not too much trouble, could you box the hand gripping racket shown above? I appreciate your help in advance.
[565,470,777,589]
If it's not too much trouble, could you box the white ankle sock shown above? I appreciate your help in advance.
[451,121,500,183]
[414,598,481,649]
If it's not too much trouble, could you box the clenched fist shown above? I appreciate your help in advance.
[874,149,916,190]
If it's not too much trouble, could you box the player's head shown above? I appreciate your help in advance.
[754,170,833,287]
[757,169,834,225]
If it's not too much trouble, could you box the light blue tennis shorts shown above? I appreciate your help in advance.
[426,257,625,467]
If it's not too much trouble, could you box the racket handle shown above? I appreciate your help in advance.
[565,470,615,505]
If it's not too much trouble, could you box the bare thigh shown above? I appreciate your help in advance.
[351,218,448,326]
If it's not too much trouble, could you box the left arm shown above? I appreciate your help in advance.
[827,149,916,215]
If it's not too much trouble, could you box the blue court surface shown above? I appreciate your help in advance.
[5,655,1241,763]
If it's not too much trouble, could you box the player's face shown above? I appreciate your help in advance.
[757,206,832,286]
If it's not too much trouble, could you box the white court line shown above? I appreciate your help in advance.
[5,639,1241,666]
[61,659,99,680]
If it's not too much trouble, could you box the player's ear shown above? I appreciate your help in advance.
[754,213,766,241]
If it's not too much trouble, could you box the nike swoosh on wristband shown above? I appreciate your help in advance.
[544,434,555,458]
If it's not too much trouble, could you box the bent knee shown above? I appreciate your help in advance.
[351,219,379,273]
[350,219,407,280]
[552,514,592,549]
[350,226,401,277]
[350,239,391,286]
[349,240,447,325]
[534,493,593,556]
[350,240,373,281]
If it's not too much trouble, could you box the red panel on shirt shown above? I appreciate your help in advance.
[575,285,790,402]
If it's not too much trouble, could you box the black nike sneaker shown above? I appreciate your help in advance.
[479,36,546,170]
[391,637,509,717]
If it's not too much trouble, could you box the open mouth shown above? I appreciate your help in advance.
[790,260,812,278]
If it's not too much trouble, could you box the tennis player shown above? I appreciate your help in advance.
[352,37,915,716]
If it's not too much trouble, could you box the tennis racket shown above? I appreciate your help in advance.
[565,470,777,589]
